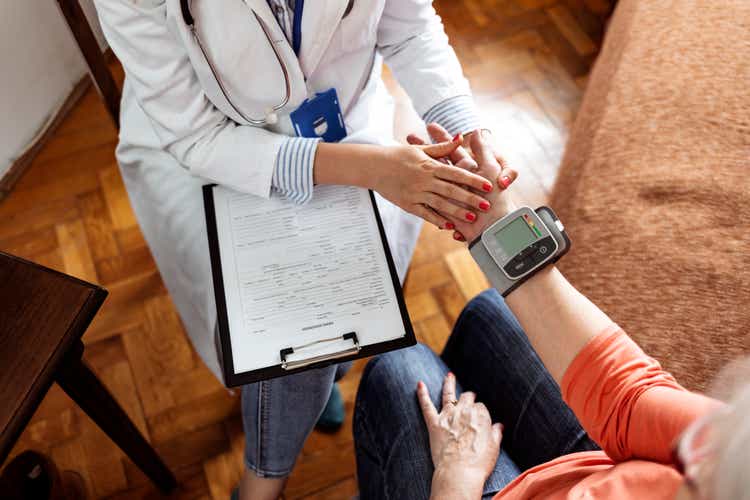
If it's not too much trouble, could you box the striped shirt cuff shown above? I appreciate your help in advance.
[422,95,482,136]
[271,136,320,204]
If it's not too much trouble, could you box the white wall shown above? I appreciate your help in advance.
[0,0,106,179]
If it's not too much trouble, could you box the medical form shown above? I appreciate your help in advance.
[204,185,415,386]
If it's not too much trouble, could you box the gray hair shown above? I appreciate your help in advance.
[700,357,750,500]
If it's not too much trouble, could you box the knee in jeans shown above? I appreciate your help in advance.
[457,289,503,326]
[451,288,520,346]
[450,288,522,362]
[464,288,503,316]
[358,344,437,402]
[362,344,430,385]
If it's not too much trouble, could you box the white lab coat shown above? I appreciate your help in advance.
[93,0,475,382]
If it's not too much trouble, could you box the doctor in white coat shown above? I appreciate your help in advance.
[93,0,500,497]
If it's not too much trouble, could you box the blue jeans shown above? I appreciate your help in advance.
[353,289,599,499]
[240,362,350,477]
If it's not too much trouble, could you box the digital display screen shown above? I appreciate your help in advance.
[494,217,538,257]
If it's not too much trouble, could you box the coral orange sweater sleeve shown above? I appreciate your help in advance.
[561,326,721,463]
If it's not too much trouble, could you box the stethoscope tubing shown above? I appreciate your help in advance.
[181,0,292,126]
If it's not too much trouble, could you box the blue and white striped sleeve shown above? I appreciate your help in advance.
[422,95,482,137]
[271,136,321,204]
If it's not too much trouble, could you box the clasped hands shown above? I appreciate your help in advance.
[376,123,517,243]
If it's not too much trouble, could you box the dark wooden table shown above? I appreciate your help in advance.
[0,251,176,493]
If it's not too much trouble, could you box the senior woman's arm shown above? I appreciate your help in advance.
[410,127,616,380]
[505,268,720,461]
[504,267,612,382]
[413,132,719,499]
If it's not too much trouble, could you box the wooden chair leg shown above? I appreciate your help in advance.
[54,0,121,129]
[55,342,176,494]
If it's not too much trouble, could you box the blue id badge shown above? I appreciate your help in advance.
[290,88,347,143]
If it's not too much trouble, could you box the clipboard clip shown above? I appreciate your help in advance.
[280,332,361,370]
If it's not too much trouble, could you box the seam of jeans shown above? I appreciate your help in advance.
[373,406,392,500]
[513,371,545,444]
[355,386,391,499]
[356,400,379,462]
[255,381,264,473]
[243,456,294,478]
[562,428,599,455]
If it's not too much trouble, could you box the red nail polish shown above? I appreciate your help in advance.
[465,212,476,222]
[500,176,511,188]
[452,133,461,143]
[447,371,454,378]
[453,232,462,241]
[444,222,455,230]
[479,201,490,211]
[482,183,493,192]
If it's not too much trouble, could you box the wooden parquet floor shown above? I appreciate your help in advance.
[1,1,612,498]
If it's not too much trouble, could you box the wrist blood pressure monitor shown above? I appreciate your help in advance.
[469,207,570,297]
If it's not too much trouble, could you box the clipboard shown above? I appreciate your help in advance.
[203,185,416,387]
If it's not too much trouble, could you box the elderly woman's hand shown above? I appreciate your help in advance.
[407,124,518,243]
[417,373,503,499]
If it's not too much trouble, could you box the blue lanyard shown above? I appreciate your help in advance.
[292,0,304,55]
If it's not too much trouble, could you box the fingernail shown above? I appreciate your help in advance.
[482,183,493,192]
[465,212,476,222]
[452,133,462,143]
[500,176,511,188]
[500,423,505,432]
[453,232,465,241]
[444,222,454,230]
[447,372,454,378]
[479,201,490,211]
[417,381,424,389]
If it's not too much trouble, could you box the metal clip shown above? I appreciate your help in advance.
[280,332,360,370]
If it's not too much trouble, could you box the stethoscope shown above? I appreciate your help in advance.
[179,0,355,126]
[180,0,292,125]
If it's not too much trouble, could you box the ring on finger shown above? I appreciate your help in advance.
[465,128,492,140]
[449,399,458,406]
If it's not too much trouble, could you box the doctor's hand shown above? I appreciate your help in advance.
[368,139,497,230]
[407,124,518,243]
